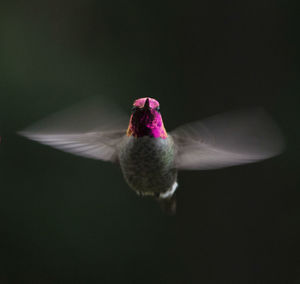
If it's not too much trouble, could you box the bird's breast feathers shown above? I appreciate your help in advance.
[118,136,177,196]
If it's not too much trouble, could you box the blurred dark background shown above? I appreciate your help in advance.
[0,0,299,283]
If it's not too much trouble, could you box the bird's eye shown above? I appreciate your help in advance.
[131,106,138,113]
[155,106,160,112]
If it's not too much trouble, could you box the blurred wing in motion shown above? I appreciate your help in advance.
[19,130,125,162]
[19,97,128,162]
[171,108,285,170]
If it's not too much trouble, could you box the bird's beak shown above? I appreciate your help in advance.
[143,98,150,110]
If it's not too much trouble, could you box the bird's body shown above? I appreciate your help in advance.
[118,135,177,197]
[19,96,285,215]
[118,97,177,201]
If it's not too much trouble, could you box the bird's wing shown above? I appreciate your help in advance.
[171,108,285,170]
[19,130,125,162]
[19,97,128,162]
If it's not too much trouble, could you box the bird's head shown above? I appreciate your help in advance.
[127,97,167,139]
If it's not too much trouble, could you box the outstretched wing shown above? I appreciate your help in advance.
[19,97,128,162]
[171,108,285,170]
[19,130,125,162]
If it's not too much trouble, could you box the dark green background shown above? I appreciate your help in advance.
[0,1,299,283]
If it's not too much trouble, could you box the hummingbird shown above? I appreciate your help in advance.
[20,97,285,215]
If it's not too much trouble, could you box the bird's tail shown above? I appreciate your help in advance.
[157,194,177,216]
[156,181,178,215]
